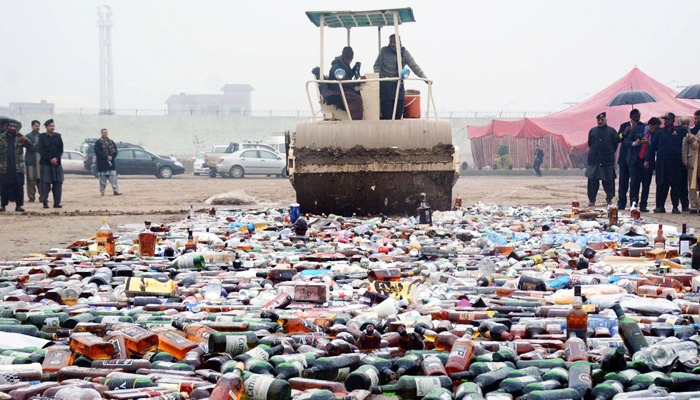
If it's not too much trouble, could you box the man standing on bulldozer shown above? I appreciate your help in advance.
[373,34,426,120]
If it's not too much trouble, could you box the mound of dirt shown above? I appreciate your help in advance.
[295,143,455,165]
[205,190,257,205]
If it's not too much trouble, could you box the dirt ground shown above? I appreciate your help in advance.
[0,173,697,261]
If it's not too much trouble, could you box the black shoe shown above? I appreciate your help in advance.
[653,208,666,213]
[682,208,691,213]
[28,199,35,203]
[43,203,49,209]
[619,205,626,211]
[640,207,650,212]
[691,210,698,214]
[15,206,25,212]
[588,202,595,207]
[672,207,681,214]
[0,206,5,212]
[53,204,62,209]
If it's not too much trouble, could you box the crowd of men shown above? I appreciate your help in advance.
[586,109,700,214]
[0,118,122,212]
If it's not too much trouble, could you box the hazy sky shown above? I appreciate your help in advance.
[3,0,700,113]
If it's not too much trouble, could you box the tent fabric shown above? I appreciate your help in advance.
[468,68,700,167]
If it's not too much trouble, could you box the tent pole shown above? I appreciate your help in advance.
[549,134,553,167]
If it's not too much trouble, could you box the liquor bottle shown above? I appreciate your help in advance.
[472,366,514,392]
[526,389,583,400]
[634,340,698,369]
[184,229,197,253]
[654,372,700,391]
[302,355,356,381]
[367,268,402,282]
[270,354,316,369]
[139,221,157,257]
[69,333,115,360]
[478,321,513,341]
[41,345,72,372]
[96,217,115,257]
[444,337,475,374]
[393,354,422,378]
[522,380,562,395]
[417,193,432,225]
[345,365,382,391]
[236,344,284,362]
[603,369,639,387]
[654,224,665,250]
[541,368,569,385]
[599,347,626,372]
[566,285,587,343]
[371,375,453,399]
[455,382,483,400]
[155,330,199,360]
[630,202,641,220]
[110,323,160,354]
[627,371,668,391]
[693,234,700,270]
[590,379,624,400]
[499,375,543,395]
[397,326,425,352]
[208,332,263,355]
[611,303,647,355]
[360,355,396,382]
[572,197,580,214]
[564,335,587,362]
[422,355,448,376]
[608,197,618,226]
[239,372,291,400]
[491,348,517,363]
[567,360,592,399]
[679,223,692,255]
[357,324,381,352]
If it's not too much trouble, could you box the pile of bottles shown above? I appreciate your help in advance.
[4,199,700,400]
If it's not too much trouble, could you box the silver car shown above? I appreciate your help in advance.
[193,152,208,176]
[216,149,286,179]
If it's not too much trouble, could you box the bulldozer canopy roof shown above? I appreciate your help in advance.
[305,8,415,28]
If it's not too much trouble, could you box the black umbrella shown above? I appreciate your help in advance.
[676,84,700,100]
[607,89,658,107]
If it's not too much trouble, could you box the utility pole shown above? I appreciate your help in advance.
[97,5,115,115]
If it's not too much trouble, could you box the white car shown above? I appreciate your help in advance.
[216,149,287,179]
[61,151,88,174]
[193,152,209,176]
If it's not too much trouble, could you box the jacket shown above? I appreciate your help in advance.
[682,126,700,170]
[626,124,651,168]
[645,126,687,164]
[618,121,643,166]
[24,131,41,166]
[38,133,63,166]
[94,138,118,172]
[373,46,426,79]
[326,56,360,98]
[587,125,619,167]
[0,132,33,175]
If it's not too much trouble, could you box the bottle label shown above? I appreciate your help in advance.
[247,346,269,361]
[43,317,60,328]
[103,359,134,366]
[620,370,637,379]
[364,367,380,387]
[102,316,121,324]
[0,356,14,365]
[516,376,537,384]
[415,377,442,397]
[486,362,507,371]
[335,367,351,381]
[681,241,690,255]
[281,354,307,367]
[610,382,624,393]
[439,392,452,400]
[244,374,274,400]
[163,332,189,344]
[216,315,235,322]
[48,352,65,365]
[451,346,467,358]
[291,361,305,374]
[654,241,665,250]
[225,335,249,355]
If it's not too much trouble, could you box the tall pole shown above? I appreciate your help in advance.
[97,5,115,115]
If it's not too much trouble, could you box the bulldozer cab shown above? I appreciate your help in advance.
[305,7,436,122]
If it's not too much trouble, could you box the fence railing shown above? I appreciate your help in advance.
[0,107,553,119]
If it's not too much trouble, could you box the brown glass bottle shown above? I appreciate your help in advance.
[96,217,115,257]
[69,333,115,360]
[42,345,72,372]
[110,323,160,354]
[566,286,588,343]
[367,269,402,282]
[185,229,197,253]
[654,224,666,250]
[183,324,218,343]
[155,329,200,360]
[139,221,157,257]
[105,332,129,359]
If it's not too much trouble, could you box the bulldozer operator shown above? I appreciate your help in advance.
[373,34,426,120]
[326,46,364,120]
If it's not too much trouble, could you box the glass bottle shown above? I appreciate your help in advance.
[69,333,115,360]
[110,323,160,354]
[572,196,580,214]
[608,197,618,226]
[600,347,626,372]
[96,217,115,257]
[564,335,588,362]
[612,303,647,355]
[356,324,381,352]
[41,345,72,372]
[679,223,691,256]
[421,355,448,376]
[139,220,157,257]
[445,337,475,374]
[568,360,592,399]
[154,329,199,360]
[417,193,432,225]
[566,285,587,343]
[630,202,641,220]
[654,224,665,250]
[693,234,700,270]
[345,365,381,391]
[185,229,197,253]
[371,376,452,400]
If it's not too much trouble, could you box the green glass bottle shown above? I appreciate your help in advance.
[541,368,568,385]
[345,365,381,391]
[498,375,543,395]
[603,369,639,387]
[208,331,262,355]
[360,354,397,382]
[627,371,667,391]
[590,380,624,400]
[371,376,453,400]
[302,355,355,381]
[473,367,515,392]
[526,388,583,400]
[269,353,316,368]
[241,372,291,400]
[274,362,304,380]
[522,380,562,395]
[455,382,483,400]
[600,347,627,372]
[568,360,592,399]
[654,372,700,391]
[422,388,453,400]
[611,303,647,355]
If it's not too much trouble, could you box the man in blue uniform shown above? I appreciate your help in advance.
[617,109,641,210]
[585,112,618,206]
[533,144,544,177]
[644,112,688,213]
[628,117,658,212]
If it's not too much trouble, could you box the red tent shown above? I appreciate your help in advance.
[468,68,700,169]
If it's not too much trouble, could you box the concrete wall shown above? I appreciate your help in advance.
[3,113,492,165]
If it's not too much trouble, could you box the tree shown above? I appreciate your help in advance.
[494,145,512,169]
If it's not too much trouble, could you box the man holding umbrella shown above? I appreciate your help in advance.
[586,112,619,207]
[645,112,687,213]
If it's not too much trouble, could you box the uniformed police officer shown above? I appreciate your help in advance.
[585,112,619,206]
[627,117,658,212]
[617,109,641,210]
[644,112,688,213]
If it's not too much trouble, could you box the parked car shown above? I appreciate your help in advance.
[216,148,286,179]
[61,151,89,174]
[80,139,143,172]
[203,142,281,177]
[193,152,209,176]
[91,148,185,179]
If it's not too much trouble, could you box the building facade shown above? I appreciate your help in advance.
[166,84,253,116]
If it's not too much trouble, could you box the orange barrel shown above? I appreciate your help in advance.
[404,89,421,118]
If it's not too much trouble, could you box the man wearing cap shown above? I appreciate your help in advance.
[617,109,642,210]
[37,119,64,209]
[585,112,619,207]
[644,112,688,213]
[326,46,364,120]
[628,117,659,212]
[0,120,33,212]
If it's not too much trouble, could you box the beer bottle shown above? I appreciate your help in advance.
[345,365,382,391]
[591,380,624,400]
[612,303,647,355]
[600,347,626,372]
[371,376,452,400]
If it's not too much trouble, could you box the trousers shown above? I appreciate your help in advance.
[617,163,630,209]
[25,164,40,201]
[629,163,653,209]
[533,160,542,176]
[688,168,700,211]
[40,181,62,206]
[587,178,615,204]
[99,170,119,194]
[380,81,405,120]
[0,176,24,208]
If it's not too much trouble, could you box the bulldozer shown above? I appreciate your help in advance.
[286,8,459,216]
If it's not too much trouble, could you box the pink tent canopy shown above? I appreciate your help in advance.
[468,68,700,163]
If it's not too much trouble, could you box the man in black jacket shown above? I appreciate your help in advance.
[326,46,363,120]
[645,112,687,214]
[533,144,544,177]
[585,112,619,206]
[617,109,641,210]
[628,118,658,212]
[94,128,121,196]
[37,119,64,208]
